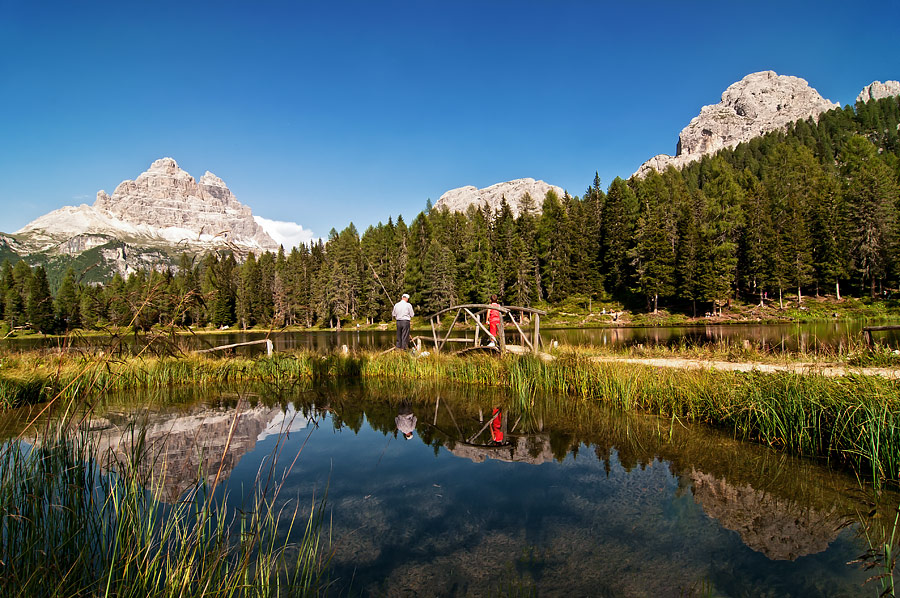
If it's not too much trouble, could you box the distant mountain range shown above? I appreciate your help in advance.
[2,72,898,285]
[2,158,282,285]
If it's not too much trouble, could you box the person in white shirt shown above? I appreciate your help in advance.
[395,402,417,440]
[391,293,414,349]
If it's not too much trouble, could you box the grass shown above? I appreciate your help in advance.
[0,407,332,597]
[3,346,900,488]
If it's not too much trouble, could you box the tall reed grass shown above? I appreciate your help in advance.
[0,414,331,597]
[3,348,900,487]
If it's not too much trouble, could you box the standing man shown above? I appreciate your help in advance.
[392,293,414,349]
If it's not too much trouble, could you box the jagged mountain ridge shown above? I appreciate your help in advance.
[433,178,564,217]
[635,71,843,177]
[16,158,279,254]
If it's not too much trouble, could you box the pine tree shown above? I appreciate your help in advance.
[106,274,130,326]
[536,190,570,302]
[765,144,818,303]
[237,253,259,329]
[54,267,81,331]
[698,158,744,314]
[675,190,704,316]
[203,254,237,328]
[600,178,638,297]
[629,171,675,312]
[404,215,430,306]
[458,206,498,303]
[26,266,55,334]
[738,175,774,304]
[840,135,900,296]
[422,238,457,312]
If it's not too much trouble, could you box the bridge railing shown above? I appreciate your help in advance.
[424,304,547,355]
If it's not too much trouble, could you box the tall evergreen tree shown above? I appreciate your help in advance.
[629,171,675,312]
[600,178,638,297]
[26,266,55,333]
[536,190,571,302]
[840,135,900,296]
[54,267,81,331]
[698,158,744,314]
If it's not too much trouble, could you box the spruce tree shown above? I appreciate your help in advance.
[600,178,638,297]
[840,135,900,296]
[698,158,744,314]
[536,190,570,302]
[629,171,675,312]
[54,267,81,331]
[26,266,55,334]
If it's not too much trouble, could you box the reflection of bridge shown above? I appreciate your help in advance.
[424,304,547,355]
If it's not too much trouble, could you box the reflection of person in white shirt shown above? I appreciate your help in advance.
[395,402,417,440]
[392,293,415,349]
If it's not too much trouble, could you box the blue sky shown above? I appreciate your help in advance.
[2,0,898,244]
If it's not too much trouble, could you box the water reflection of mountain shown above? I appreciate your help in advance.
[448,434,554,465]
[689,469,840,560]
[91,401,304,503]
[321,382,867,563]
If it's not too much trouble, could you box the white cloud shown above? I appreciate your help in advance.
[254,215,316,249]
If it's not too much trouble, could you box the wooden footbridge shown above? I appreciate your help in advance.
[423,304,547,355]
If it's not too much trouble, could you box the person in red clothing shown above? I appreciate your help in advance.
[489,408,504,443]
[487,294,501,346]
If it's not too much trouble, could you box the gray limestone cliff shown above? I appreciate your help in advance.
[857,80,900,103]
[16,158,279,254]
[433,178,563,217]
[635,71,839,177]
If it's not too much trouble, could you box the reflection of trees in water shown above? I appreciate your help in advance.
[41,378,893,591]
[319,380,880,563]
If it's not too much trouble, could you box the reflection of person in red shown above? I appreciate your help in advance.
[490,408,504,443]
[487,294,501,347]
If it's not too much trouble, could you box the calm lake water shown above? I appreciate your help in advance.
[11,380,891,597]
[5,319,900,355]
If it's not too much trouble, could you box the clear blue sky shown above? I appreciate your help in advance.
[2,0,898,241]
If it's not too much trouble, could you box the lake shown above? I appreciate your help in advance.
[12,379,890,597]
[5,319,900,356]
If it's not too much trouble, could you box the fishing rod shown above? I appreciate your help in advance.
[365,256,396,304]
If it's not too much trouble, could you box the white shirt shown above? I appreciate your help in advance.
[392,300,414,321]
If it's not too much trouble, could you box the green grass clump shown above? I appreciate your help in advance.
[0,417,331,597]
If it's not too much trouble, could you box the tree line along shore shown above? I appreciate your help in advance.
[2,96,900,337]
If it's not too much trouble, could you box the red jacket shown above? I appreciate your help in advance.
[488,302,501,326]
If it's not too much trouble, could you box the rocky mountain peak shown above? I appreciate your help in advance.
[857,80,900,103]
[199,171,227,187]
[635,71,839,177]
[433,178,563,218]
[17,158,279,254]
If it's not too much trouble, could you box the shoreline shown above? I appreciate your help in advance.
[2,349,899,488]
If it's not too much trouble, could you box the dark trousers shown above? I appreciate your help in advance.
[396,319,411,349]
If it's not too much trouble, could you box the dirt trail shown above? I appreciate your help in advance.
[588,356,900,379]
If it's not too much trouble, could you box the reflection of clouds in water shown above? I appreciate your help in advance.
[257,404,308,441]
[324,455,713,596]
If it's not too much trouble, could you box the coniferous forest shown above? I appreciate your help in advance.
[2,96,900,334]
